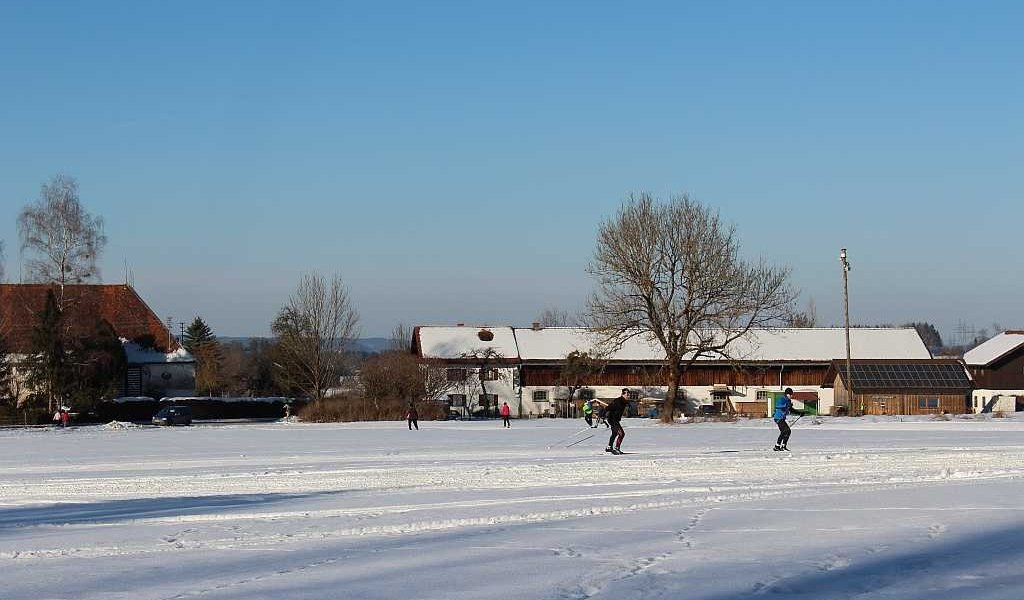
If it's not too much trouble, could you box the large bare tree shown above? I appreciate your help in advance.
[272,273,360,402]
[587,193,795,423]
[18,174,107,309]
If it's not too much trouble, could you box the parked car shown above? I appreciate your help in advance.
[152,405,192,426]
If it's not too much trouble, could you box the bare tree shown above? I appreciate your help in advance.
[458,345,504,418]
[787,298,818,327]
[389,323,413,352]
[0,240,5,282]
[360,350,424,416]
[18,175,107,309]
[535,307,573,327]
[556,349,607,416]
[272,273,360,402]
[587,193,795,423]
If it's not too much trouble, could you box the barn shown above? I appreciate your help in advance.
[412,325,934,417]
[822,359,973,416]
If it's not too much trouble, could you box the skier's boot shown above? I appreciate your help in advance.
[773,444,782,451]
[612,447,623,455]
[780,445,790,451]
[605,446,615,453]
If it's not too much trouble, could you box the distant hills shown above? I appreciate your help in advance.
[219,337,394,354]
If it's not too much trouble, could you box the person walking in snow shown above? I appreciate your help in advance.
[597,389,629,454]
[500,401,511,428]
[582,399,594,428]
[406,403,419,430]
[773,388,805,451]
[60,407,69,428]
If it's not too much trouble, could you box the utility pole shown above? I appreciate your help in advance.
[840,248,853,414]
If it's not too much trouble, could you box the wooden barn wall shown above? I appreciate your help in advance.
[520,364,828,388]
[856,392,969,415]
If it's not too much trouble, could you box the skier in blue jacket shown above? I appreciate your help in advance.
[773,388,805,451]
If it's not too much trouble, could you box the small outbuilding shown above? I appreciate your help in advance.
[963,331,1024,413]
[823,359,972,416]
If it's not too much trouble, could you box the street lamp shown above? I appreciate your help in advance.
[840,248,853,414]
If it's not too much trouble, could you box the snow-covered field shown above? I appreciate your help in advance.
[3,416,1024,599]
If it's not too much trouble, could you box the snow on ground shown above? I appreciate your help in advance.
[2,416,1024,599]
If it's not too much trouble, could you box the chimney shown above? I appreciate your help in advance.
[532,322,542,331]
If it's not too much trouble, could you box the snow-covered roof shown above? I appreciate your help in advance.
[415,326,520,360]
[416,326,931,362]
[122,340,194,364]
[963,331,1024,366]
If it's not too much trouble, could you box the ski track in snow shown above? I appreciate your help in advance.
[3,419,1024,599]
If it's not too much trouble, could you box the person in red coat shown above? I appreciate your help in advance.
[500,401,511,428]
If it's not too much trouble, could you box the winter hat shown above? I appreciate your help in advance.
[784,388,793,395]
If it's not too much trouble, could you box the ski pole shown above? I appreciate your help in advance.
[565,433,595,448]
[547,426,594,449]
[789,415,804,428]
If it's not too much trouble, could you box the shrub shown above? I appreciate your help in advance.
[297,395,447,422]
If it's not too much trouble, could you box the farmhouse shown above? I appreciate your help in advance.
[0,283,195,403]
[412,325,935,417]
[963,331,1024,413]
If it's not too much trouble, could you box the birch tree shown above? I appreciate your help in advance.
[587,193,795,423]
[18,175,106,309]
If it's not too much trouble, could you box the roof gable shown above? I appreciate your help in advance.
[0,284,176,353]
[412,326,932,363]
[963,331,1024,367]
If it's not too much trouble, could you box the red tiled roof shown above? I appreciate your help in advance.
[0,284,177,353]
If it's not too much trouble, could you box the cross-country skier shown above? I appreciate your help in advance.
[500,401,511,428]
[773,388,805,451]
[597,389,629,454]
[406,403,419,430]
[582,399,594,427]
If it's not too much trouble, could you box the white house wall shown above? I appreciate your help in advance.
[518,383,834,417]
[970,389,1024,414]
[437,367,518,416]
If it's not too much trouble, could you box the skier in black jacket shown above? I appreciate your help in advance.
[597,389,630,454]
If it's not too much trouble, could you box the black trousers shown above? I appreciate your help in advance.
[775,418,791,446]
[608,419,625,448]
[584,414,593,426]
[408,418,418,430]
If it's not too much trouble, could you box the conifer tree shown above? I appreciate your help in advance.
[184,316,223,395]
[0,334,14,407]
[68,319,127,409]
[183,317,216,354]
[24,290,67,413]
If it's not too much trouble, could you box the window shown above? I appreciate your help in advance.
[478,393,498,406]
[579,389,595,401]
[756,390,775,401]
[447,369,467,382]
[626,390,640,400]
[448,394,466,407]
[918,397,939,409]
[532,390,548,402]
[480,368,499,381]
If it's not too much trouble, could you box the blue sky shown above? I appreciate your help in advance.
[0,1,1020,341]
